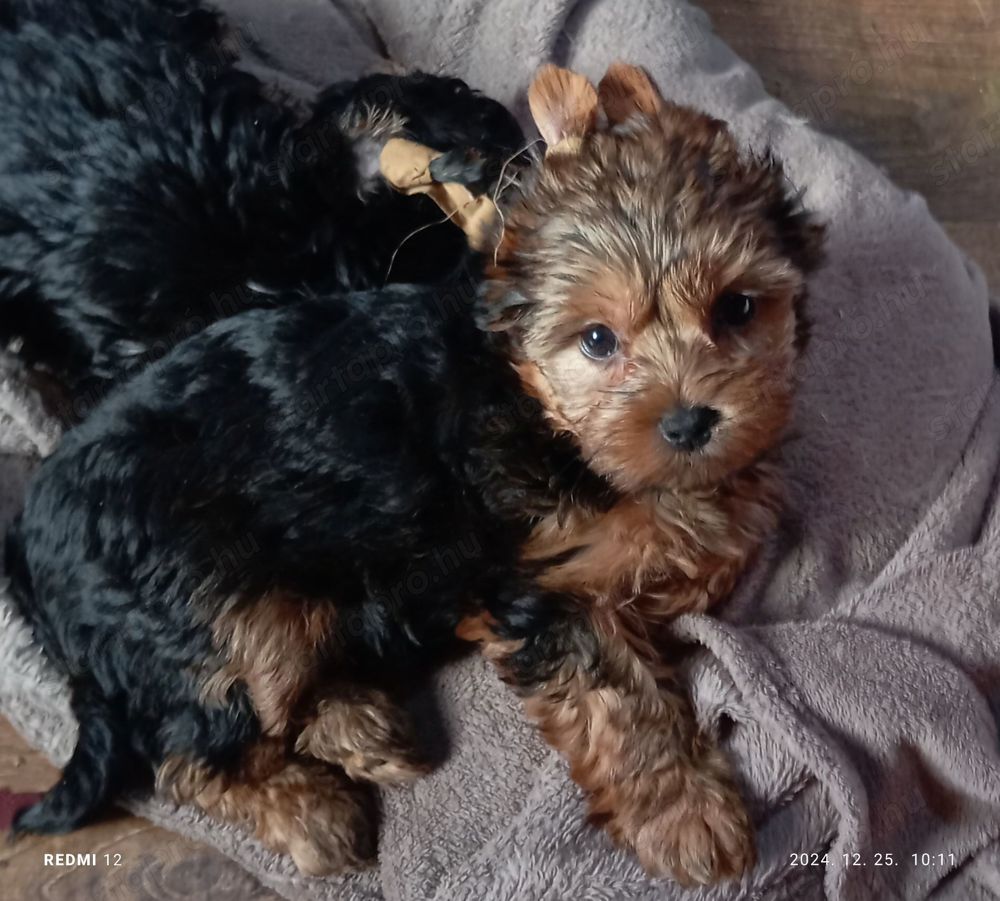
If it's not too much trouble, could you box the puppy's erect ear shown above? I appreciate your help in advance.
[528,65,599,150]
[597,62,665,126]
[762,155,827,276]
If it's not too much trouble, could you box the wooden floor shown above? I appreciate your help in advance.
[699,0,1000,289]
[1,2,997,899]
[0,719,275,900]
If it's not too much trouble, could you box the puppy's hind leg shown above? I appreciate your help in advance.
[295,683,430,786]
[205,594,427,782]
[159,739,376,876]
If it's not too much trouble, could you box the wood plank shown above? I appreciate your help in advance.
[697,0,1000,287]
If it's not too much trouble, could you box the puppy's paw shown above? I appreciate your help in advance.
[265,764,376,877]
[638,772,754,885]
[296,688,430,785]
[603,750,755,885]
[336,742,431,786]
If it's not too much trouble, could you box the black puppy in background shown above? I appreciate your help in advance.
[0,0,523,407]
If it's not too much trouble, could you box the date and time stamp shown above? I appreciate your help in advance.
[790,852,958,868]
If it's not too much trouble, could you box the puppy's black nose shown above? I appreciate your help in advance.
[659,405,720,452]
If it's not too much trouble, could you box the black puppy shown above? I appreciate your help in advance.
[5,277,605,874]
[0,0,523,407]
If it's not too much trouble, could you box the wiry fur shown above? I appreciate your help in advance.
[7,61,823,884]
[0,0,523,407]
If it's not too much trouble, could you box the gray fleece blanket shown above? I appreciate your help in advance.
[2,1,999,899]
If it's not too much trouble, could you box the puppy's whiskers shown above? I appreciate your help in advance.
[597,386,635,396]
[383,208,461,285]
[491,138,543,266]
[492,138,543,207]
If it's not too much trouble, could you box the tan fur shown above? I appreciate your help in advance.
[528,65,600,150]
[201,593,426,785]
[489,106,807,494]
[456,612,525,661]
[295,684,428,785]
[181,592,424,876]
[598,63,665,125]
[477,617,754,885]
[157,742,374,876]
[526,461,783,614]
[201,592,338,735]
[493,67,811,607]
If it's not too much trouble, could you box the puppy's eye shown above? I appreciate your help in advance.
[580,324,619,360]
[714,291,756,330]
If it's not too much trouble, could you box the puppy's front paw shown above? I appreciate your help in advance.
[296,689,430,786]
[638,772,754,885]
[603,749,755,885]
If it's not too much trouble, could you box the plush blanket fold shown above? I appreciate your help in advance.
[2,1,998,899]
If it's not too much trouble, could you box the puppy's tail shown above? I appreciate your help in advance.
[10,683,128,838]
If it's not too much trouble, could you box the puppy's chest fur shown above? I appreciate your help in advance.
[525,461,783,618]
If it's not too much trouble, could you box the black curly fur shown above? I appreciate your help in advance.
[5,268,615,837]
[0,0,524,403]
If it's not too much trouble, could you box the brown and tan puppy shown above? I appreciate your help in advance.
[464,62,823,883]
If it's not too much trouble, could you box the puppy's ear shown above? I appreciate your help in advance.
[766,158,826,275]
[782,216,826,275]
[528,65,599,150]
[597,62,665,126]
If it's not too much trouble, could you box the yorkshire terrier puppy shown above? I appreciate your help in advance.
[6,64,822,884]
[0,0,522,405]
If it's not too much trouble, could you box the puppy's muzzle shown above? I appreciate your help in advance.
[659,405,719,452]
